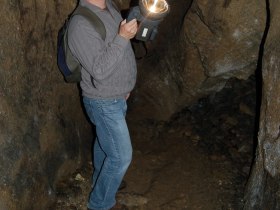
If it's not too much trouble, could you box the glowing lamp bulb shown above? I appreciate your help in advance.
[149,0,158,13]
[149,5,157,13]
[143,0,169,14]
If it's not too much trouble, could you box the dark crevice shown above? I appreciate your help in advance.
[253,0,270,150]
[180,0,194,29]
[243,0,271,209]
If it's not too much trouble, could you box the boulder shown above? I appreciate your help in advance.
[244,0,280,208]
[130,0,266,120]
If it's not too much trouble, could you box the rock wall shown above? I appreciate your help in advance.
[1,0,280,209]
[244,0,280,209]
[130,0,266,120]
[0,1,92,209]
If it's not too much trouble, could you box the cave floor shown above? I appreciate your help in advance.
[54,76,256,210]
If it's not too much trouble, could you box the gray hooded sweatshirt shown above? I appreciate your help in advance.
[68,0,137,99]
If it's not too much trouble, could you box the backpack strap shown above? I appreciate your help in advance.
[72,6,106,41]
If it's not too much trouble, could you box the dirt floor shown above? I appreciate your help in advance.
[54,76,256,210]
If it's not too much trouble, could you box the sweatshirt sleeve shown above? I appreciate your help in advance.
[68,17,129,81]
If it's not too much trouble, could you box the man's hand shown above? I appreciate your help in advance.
[119,19,138,40]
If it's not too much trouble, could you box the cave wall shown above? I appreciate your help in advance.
[130,0,266,120]
[244,0,280,209]
[0,1,92,209]
[1,0,280,209]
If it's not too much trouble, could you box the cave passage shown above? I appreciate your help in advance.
[54,76,257,210]
[2,0,280,209]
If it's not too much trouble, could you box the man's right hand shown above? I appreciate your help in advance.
[119,19,138,40]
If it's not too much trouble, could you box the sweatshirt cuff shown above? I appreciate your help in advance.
[113,34,129,48]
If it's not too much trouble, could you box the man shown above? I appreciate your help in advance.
[68,0,138,209]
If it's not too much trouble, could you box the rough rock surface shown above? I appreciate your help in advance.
[0,0,280,209]
[0,1,91,209]
[130,0,266,120]
[244,0,280,209]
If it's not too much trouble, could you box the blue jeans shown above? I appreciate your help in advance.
[83,97,132,210]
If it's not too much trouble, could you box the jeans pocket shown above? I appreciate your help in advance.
[98,99,124,117]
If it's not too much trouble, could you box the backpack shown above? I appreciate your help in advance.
[57,6,106,83]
